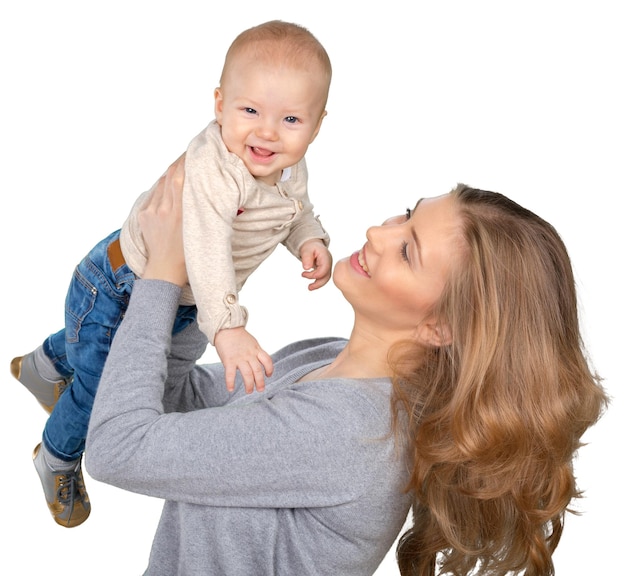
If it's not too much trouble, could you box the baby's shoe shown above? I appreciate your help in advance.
[32,443,91,528]
[10,353,70,414]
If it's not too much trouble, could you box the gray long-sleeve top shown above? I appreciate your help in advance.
[86,280,411,576]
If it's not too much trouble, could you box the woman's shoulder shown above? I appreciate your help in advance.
[270,337,347,363]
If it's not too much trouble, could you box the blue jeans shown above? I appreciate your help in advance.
[42,229,197,461]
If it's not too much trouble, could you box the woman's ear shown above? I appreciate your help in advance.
[416,320,452,348]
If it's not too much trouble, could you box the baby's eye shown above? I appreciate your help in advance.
[284,116,299,124]
[244,107,257,115]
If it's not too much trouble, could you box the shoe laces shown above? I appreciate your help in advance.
[56,468,86,506]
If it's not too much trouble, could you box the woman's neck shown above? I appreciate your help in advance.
[301,329,396,382]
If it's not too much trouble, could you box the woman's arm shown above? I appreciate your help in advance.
[85,159,391,508]
[85,278,387,507]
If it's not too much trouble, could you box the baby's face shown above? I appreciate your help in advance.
[215,54,328,186]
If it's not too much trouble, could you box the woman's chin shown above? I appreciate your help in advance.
[332,258,357,299]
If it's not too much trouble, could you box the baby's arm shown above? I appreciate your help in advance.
[300,239,333,291]
[214,327,273,394]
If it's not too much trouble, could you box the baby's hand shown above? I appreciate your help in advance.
[300,239,333,291]
[214,327,273,394]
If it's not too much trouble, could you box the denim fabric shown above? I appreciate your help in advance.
[42,229,197,461]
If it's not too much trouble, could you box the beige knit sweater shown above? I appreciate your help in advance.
[120,120,329,343]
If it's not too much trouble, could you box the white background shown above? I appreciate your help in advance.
[1,1,623,574]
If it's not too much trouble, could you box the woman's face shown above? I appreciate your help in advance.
[333,193,464,342]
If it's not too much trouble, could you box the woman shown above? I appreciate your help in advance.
[85,160,607,576]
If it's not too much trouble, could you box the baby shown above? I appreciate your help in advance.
[11,20,333,528]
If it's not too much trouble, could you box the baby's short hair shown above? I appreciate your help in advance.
[221,20,332,90]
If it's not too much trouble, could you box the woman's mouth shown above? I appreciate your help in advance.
[350,248,371,277]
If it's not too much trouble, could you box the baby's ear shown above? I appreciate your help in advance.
[309,110,327,144]
[416,320,452,348]
[214,88,224,122]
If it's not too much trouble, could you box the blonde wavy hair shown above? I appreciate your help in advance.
[392,185,608,575]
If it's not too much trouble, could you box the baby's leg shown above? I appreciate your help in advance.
[30,230,133,527]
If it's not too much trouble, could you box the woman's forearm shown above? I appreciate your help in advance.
[85,279,181,479]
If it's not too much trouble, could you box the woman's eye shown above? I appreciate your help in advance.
[400,241,410,262]
[405,208,412,221]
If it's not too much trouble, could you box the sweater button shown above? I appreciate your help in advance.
[225,293,237,305]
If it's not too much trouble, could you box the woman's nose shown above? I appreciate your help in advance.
[366,217,403,247]
[365,224,386,249]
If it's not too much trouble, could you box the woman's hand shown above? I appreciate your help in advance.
[138,154,188,287]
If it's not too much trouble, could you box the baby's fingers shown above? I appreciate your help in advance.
[224,363,237,393]
[258,350,274,378]
[238,360,265,394]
